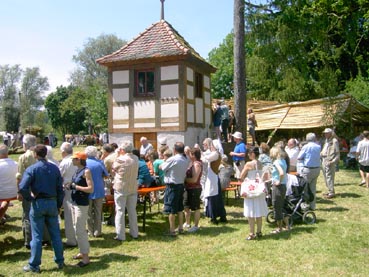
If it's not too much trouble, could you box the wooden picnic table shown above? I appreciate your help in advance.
[137,186,166,232]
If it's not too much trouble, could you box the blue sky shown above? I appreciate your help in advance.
[1,0,235,93]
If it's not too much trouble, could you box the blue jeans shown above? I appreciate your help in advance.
[29,199,64,270]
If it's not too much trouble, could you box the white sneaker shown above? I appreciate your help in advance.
[183,223,191,229]
[188,226,199,233]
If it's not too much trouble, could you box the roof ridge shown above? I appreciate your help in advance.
[96,22,159,63]
[96,19,209,66]
[161,20,189,54]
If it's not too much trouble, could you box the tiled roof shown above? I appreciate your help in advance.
[97,20,210,66]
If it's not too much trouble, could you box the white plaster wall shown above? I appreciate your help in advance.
[112,70,129,84]
[187,103,194,123]
[186,67,193,82]
[113,88,129,102]
[204,91,211,105]
[161,84,179,99]
[195,98,203,124]
[161,65,179,80]
[161,103,178,118]
[204,75,210,89]
[134,101,155,118]
[113,124,129,129]
[184,127,211,147]
[161,102,179,127]
[109,133,133,145]
[187,84,194,100]
[205,107,212,126]
[134,122,155,128]
[110,130,211,151]
[113,105,129,120]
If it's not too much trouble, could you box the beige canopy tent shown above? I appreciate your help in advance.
[215,94,369,143]
[216,94,369,131]
[253,94,369,131]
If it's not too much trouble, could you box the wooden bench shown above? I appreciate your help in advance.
[222,181,242,204]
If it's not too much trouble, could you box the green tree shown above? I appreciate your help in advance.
[0,65,22,132]
[20,67,48,129]
[345,75,369,107]
[208,33,234,99]
[44,85,86,135]
[70,33,126,132]
[209,0,369,103]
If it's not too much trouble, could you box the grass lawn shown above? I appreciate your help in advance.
[1,149,369,276]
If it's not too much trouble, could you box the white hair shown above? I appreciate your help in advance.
[119,140,133,153]
[22,134,37,149]
[60,142,73,155]
[85,146,98,158]
[306,133,316,142]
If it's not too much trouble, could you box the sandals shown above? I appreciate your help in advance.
[72,254,83,260]
[246,233,256,240]
[271,228,281,234]
[163,231,177,237]
[256,232,263,238]
[76,261,90,268]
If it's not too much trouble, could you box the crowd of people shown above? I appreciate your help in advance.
[1,128,369,272]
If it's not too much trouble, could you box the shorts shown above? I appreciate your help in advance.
[183,188,202,210]
[163,184,184,214]
[249,126,255,136]
[360,164,369,173]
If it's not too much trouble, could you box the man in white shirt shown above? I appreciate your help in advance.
[0,144,18,224]
[356,130,369,188]
[59,142,78,247]
[139,137,153,157]
[285,138,300,172]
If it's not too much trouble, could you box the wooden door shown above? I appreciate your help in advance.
[133,132,157,151]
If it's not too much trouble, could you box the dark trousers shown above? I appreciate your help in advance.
[221,119,229,142]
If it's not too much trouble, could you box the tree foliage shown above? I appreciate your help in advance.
[208,33,234,99]
[0,65,21,132]
[0,65,48,132]
[209,0,369,103]
[68,33,126,132]
[20,67,48,129]
[44,85,86,135]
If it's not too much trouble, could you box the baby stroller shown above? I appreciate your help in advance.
[266,174,316,226]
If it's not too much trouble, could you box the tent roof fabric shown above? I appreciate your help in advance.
[215,94,369,131]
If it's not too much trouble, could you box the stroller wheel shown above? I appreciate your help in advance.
[266,211,276,224]
[302,211,316,224]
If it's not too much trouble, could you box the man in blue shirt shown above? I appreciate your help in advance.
[85,146,109,237]
[229,131,247,181]
[297,132,321,210]
[19,144,64,273]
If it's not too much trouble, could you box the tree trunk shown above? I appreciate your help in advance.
[233,0,247,139]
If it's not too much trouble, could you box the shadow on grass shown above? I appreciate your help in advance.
[261,224,317,241]
[0,235,28,259]
[335,182,360,187]
[0,216,22,234]
[36,253,139,275]
[318,206,349,212]
[339,192,362,198]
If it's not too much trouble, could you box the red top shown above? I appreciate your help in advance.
[185,161,203,189]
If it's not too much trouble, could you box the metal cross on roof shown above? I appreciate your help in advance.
[161,0,165,20]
